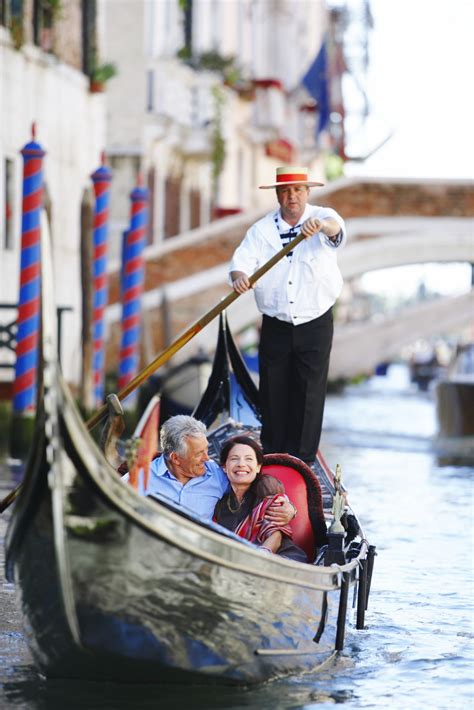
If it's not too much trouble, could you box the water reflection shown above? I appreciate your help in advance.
[2,667,357,710]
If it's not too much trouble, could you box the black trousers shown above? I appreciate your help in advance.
[258,309,333,463]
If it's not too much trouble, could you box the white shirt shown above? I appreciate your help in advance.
[229,204,346,325]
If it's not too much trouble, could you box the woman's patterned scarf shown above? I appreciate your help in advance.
[234,494,293,545]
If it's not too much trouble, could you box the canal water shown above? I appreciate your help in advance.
[0,366,473,709]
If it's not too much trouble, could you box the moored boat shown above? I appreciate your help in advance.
[435,343,474,465]
[4,213,374,684]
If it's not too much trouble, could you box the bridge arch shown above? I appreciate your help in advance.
[340,216,474,279]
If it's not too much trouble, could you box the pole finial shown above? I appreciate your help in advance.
[329,463,346,534]
[101,150,106,166]
[31,122,36,140]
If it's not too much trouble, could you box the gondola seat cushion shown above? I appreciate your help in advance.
[262,454,327,562]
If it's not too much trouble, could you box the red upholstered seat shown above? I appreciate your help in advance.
[262,454,327,562]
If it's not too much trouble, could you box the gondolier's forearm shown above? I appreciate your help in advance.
[320,217,341,239]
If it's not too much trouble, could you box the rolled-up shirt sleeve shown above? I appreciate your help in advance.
[315,207,346,249]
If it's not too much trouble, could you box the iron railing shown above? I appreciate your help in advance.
[0,303,72,370]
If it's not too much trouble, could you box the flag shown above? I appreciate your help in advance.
[302,38,330,135]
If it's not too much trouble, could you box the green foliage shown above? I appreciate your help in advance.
[325,153,345,181]
[0,401,11,454]
[196,50,236,73]
[41,0,63,29]
[9,16,25,49]
[326,378,347,394]
[211,86,226,185]
[177,48,244,86]
[91,62,118,84]
[44,0,62,18]
[177,45,192,61]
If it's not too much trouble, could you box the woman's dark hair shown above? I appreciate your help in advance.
[254,475,285,499]
[219,435,264,467]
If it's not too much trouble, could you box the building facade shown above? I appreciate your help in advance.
[103,0,330,258]
[0,0,339,392]
[0,0,106,385]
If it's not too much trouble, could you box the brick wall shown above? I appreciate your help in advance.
[325,180,474,218]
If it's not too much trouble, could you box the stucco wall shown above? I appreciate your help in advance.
[0,31,106,382]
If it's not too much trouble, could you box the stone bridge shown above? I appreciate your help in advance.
[105,176,474,378]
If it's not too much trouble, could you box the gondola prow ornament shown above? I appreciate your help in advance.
[329,464,346,534]
[325,464,346,565]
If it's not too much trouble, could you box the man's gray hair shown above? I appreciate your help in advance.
[160,415,207,457]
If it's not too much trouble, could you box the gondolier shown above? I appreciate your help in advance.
[230,166,346,464]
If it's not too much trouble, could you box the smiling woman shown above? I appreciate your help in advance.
[220,437,263,499]
[214,436,307,562]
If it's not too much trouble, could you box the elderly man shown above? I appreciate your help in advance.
[145,415,296,523]
[229,166,346,465]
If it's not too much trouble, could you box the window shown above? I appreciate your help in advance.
[164,176,181,239]
[1,0,21,28]
[147,168,155,245]
[146,69,154,112]
[3,159,14,251]
[82,0,97,76]
[0,0,8,26]
[32,0,56,52]
[2,0,23,41]
[183,0,193,56]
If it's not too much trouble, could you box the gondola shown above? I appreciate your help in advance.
[4,215,375,685]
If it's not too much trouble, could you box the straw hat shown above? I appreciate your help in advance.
[259,166,324,189]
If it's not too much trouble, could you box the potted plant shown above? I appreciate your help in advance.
[90,62,117,93]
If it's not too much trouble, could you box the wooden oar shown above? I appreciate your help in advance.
[0,487,20,514]
[0,228,307,514]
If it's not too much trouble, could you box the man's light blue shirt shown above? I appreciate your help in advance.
[145,456,229,520]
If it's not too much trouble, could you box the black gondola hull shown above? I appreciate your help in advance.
[5,218,368,685]
[6,379,359,684]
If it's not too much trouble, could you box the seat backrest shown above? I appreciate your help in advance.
[262,454,327,562]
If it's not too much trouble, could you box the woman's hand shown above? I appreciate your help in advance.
[264,496,296,525]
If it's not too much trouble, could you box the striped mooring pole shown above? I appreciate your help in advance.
[91,154,112,407]
[12,124,45,414]
[118,178,149,404]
